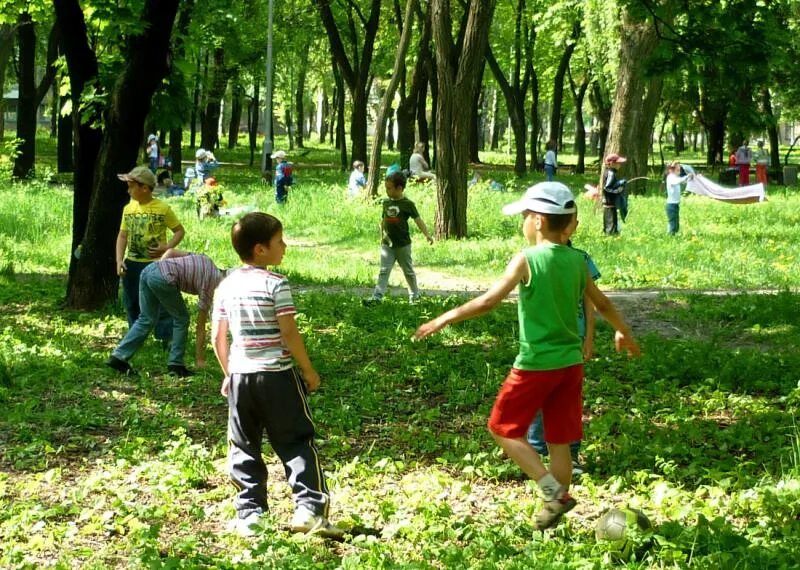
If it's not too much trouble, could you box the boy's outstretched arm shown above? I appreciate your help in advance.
[414,253,528,340]
[584,278,640,357]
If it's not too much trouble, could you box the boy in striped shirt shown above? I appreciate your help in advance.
[106,249,225,377]
[212,212,343,538]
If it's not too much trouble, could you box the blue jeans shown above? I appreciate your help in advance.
[113,263,189,366]
[544,164,556,182]
[527,411,581,459]
[275,182,289,204]
[666,203,680,235]
[122,260,173,342]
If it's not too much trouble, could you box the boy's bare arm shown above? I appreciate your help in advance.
[212,318,231,395]
[585,278,640,356]
[414,217,434,244]
[150,224,186,258]
[115,231,128,275]
[583,292,595,360]
[160,248,190,261]
[414,253,528,339]
[276,314,320,392]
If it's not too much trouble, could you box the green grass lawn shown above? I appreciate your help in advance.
[1,138,800,568]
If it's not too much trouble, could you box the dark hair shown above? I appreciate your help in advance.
[385,171,406,189]
[231,212,283,261]
[541,205,576,232]
[156,170,171,184]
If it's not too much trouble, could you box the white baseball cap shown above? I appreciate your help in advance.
[271,150,287,159]
[502,182,577,215]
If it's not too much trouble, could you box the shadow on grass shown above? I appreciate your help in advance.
[2,277,798,496]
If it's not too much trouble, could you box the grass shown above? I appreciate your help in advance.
[1,137,800,567]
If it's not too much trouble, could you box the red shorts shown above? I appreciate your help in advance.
[488,365,583,442]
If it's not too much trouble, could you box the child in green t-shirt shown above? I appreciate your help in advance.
[415,182,640,531]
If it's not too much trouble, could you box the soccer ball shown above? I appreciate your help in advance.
[595,508,652,560]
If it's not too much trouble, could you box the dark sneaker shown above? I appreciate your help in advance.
[534,492,577,531]
[105,355,137,376]
[167,364,194,378]
[361,298,381,307]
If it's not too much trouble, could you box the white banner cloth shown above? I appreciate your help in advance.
[685,173,766,204]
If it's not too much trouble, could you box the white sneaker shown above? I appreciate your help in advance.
[290,506,345,539]
[229,512,262,537]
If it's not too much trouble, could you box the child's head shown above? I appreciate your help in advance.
[668,160,680,172]
[157,170,171,185]
[413,141,426,154]
[385,171,407,197]
[118,166,156,201]
[271,150,288,161]
[502,182,577,239]
[231,212,284,263]
[195,148,208,161]
[352,160,365,171]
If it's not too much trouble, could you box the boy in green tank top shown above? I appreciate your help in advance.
[415,182,640,531]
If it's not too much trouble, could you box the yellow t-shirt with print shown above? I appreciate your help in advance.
[120,198,181,262]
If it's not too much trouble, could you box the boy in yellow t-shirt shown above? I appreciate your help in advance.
[115,166,185,344]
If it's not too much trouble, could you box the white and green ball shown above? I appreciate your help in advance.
[595,508,652,560]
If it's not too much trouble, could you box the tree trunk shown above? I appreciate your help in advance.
[528,56,540,170]
[166,0,194,176]
[0,24,14,138]
[66,0,180,310]
[314,0,382,165]
[396,7,431,168]
[201,47,227,151]
[386,111,395,150]
[548,22,579,153]
[366,0,416,197]
[570,71,588,174]
[190,55,202,148]
[431,0,496,239]
[249,77,260,167]
[295,41,310,148]
[228,79,243,149]
[762,89,780,172]
[319,88,328,143]
[604,8,660,180]
[705,119,725,166]
[490,88,500,150]
[57,70,73,172]
[468,59,485,163]
[50,82,58,138]
[13,13,36,179]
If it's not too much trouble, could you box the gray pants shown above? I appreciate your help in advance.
[373,244,420,300]
[227,368,330,519]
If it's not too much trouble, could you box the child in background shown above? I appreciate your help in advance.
[601,153,627,236]
[146,134,159,173]
[363,171,434,305]
[527,207,600,475]
[212,212,343,538]
[348,160,367,198]
[665,161,693,235]
[754,140,770,187]
[543,141,558,182]
[415,182,640,531]
[272,150,294,204]
[195,148,220,183]
[106,249,225,377]
[115,166,185,345]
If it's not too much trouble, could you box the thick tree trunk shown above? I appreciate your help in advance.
[13,13,36,179]
[190,55,202,148]
[762,89,780,172]
[431,0,496,239]
[604,9,660,180]
[589,80,611,160]
[66,0,179,310]
[228,79,243,149]
[201,47,227,151]
[366,0,415,197]
[705,119,725,166]
[55,0,104,293]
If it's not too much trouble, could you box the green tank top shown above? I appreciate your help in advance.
[513,243,586,371]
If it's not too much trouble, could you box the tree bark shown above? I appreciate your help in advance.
[295,41,310,148]
[190,54,202,148]
[762,89,780,172]
[604,9,660,180]
[396,4,431,169]
[431,0,496,239]
[569,68,589,174]
[319,88,328,143]
[200,47,227,151]
[548,21,580,152]
[0,24,14,138]
[66,0,180,310]
[228,78,243,149]
[366,0,416,197]
[166,0,194,175]
[330,56,347,170]
[588,80,611,160]
[249,77,260,167]
[13,13,36,179]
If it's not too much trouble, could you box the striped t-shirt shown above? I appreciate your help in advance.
[212,265,296,373]
[159,254,224,312]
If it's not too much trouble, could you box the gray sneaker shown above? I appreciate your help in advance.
[571,459,584,476]
[229,512,262,537]
[534,492,577,531]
